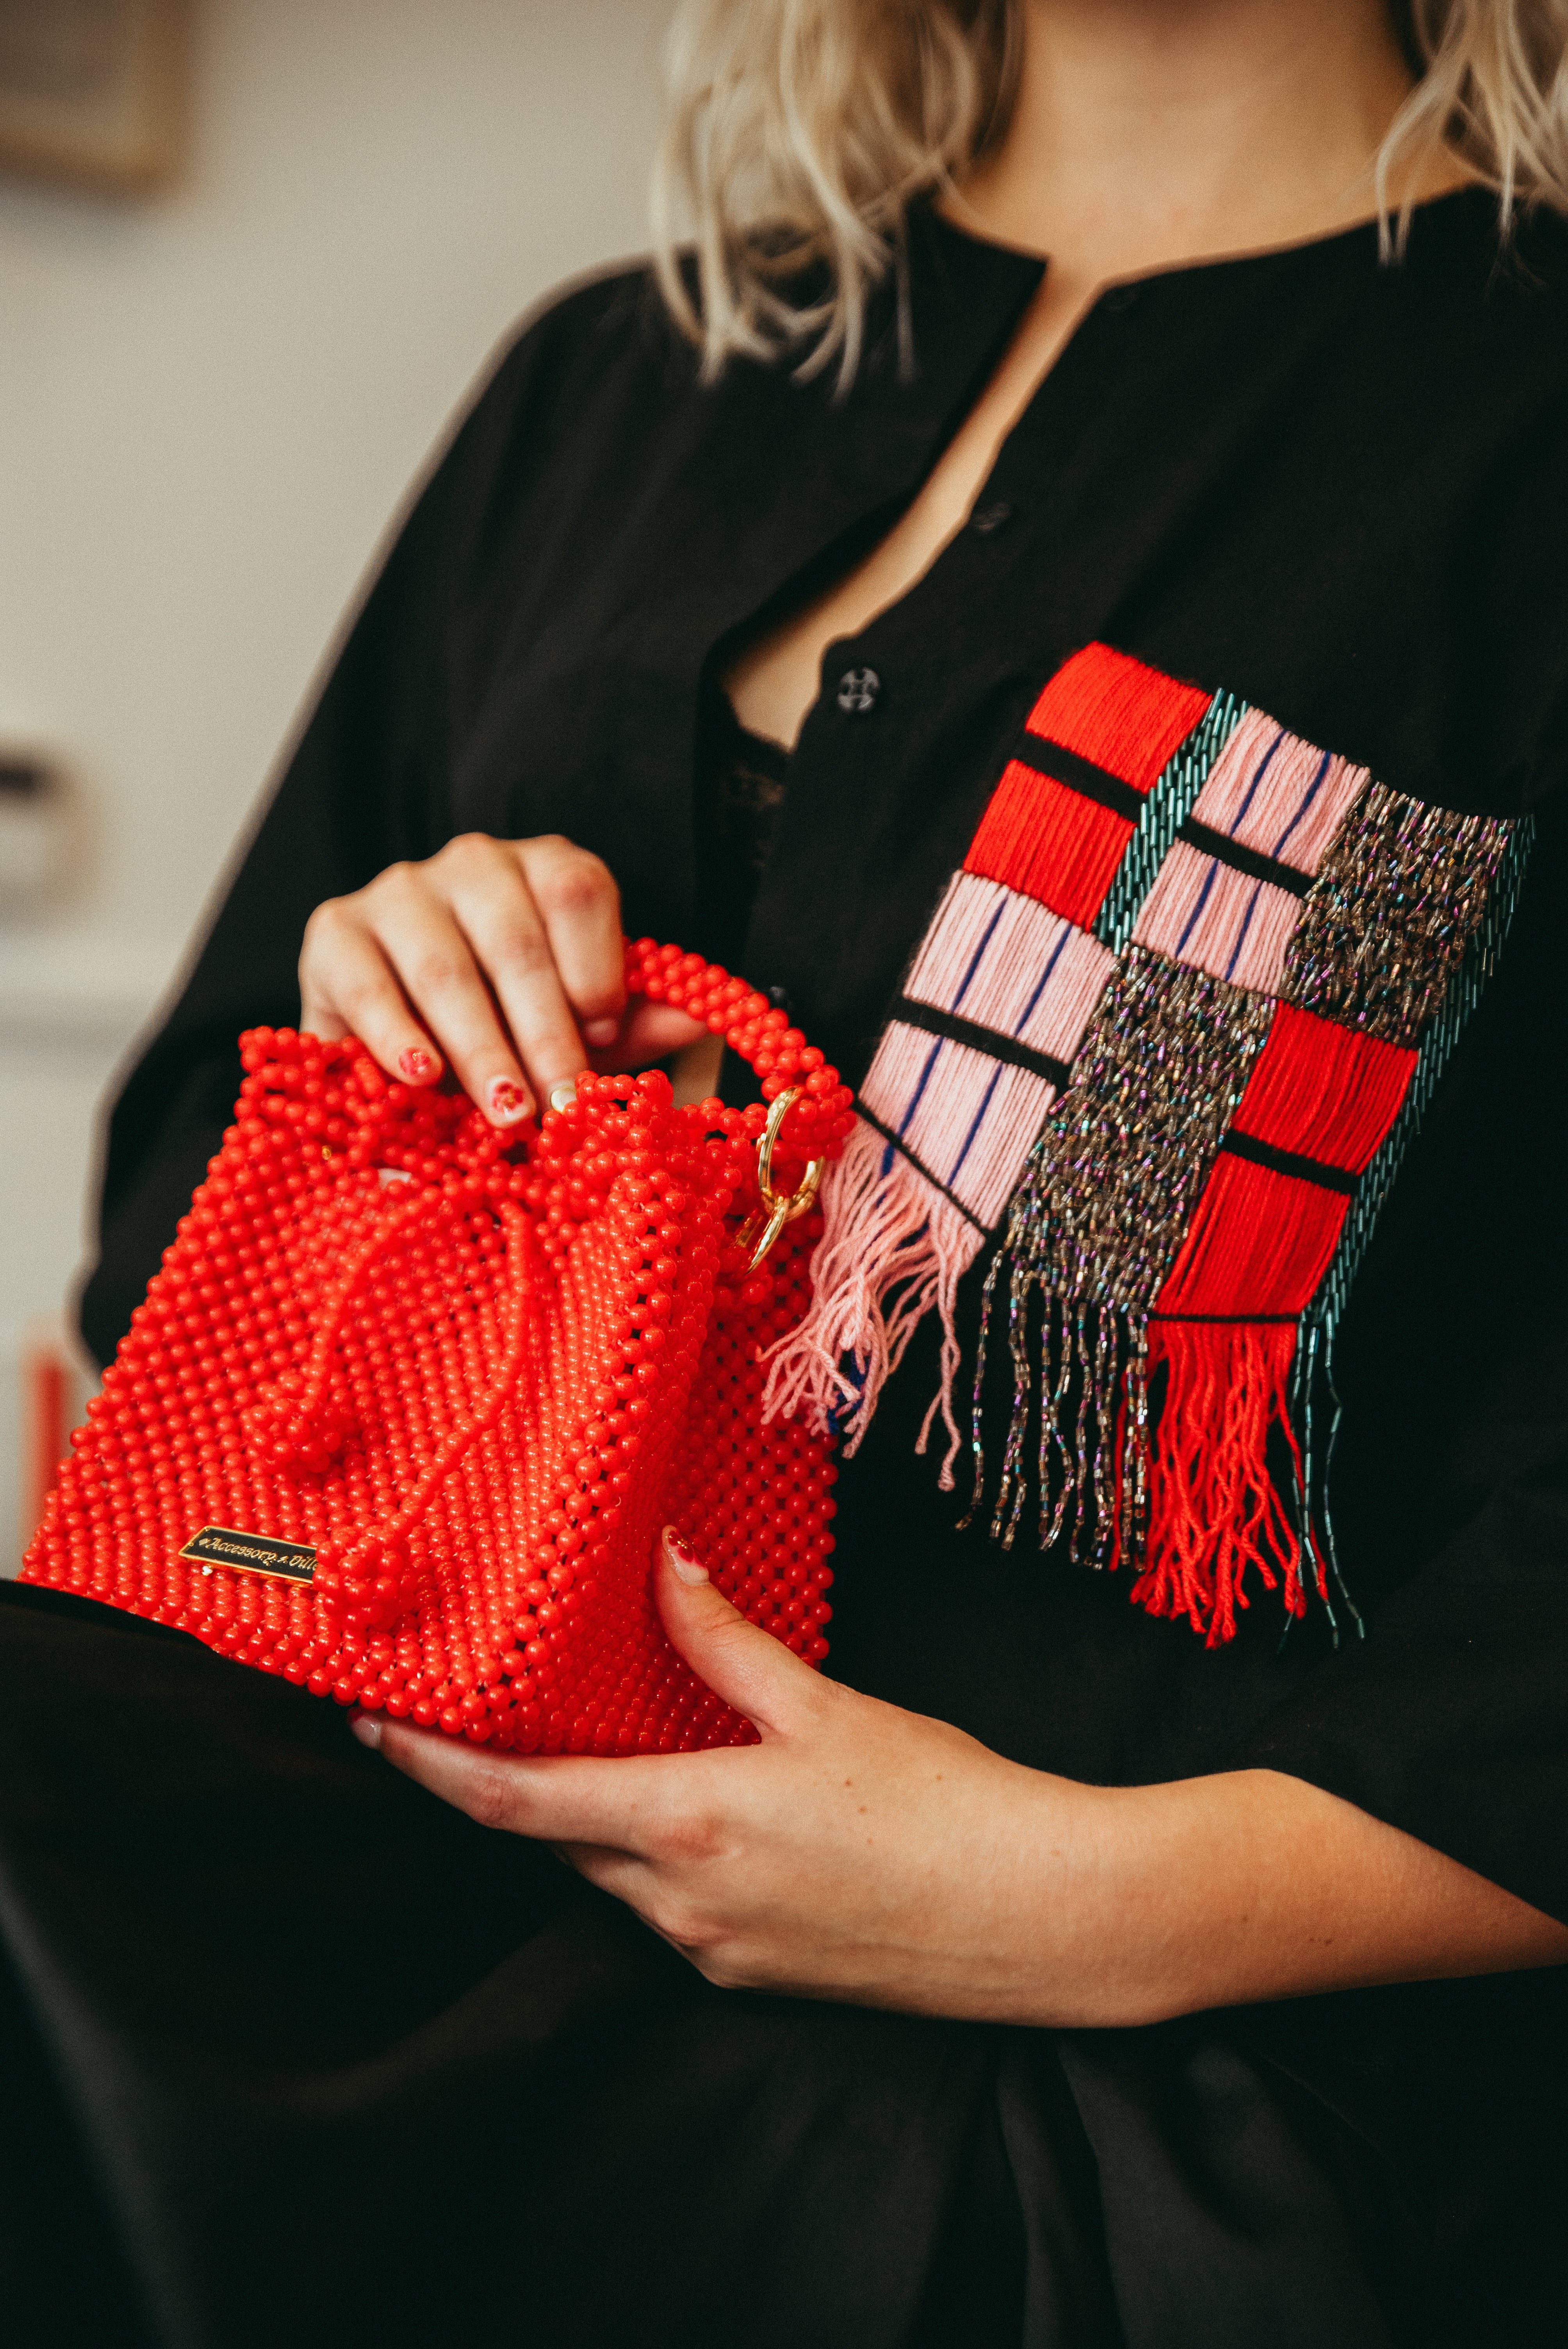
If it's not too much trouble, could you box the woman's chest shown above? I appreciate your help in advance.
[444,293,1553,1071]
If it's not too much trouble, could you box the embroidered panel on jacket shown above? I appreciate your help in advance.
[770,643,1531,1645]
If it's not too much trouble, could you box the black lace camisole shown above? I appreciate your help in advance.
[693,681,793,971]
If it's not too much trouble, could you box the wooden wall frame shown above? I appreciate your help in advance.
[0,0,189,194]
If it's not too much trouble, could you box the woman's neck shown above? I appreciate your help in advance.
[952,0,1469,291]
[725,0,1474,754]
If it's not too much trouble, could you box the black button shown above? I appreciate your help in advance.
[970,499,1013,536]
[836,665,880,715]
[1101,283,1140,314]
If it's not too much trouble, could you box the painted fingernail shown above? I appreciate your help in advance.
[398,1047,438,1084]
[584,1017,619,1048]
[664,1526,709,1584]
[349,1712,382,1750]
[548,1080,577,1113]
[487,1076,531,1125]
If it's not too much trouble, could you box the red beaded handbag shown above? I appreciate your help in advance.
[23,941,854,1754]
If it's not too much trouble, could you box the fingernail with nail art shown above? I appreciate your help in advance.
[398,1048,438,1084]
[663,1526,709,1584]
[487,1077,531,1125]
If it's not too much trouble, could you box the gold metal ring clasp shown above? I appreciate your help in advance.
[735,1087,826,1270]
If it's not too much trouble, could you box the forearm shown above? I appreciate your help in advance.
[365,1549,1568,2028]
[1025,1766,1568,2029]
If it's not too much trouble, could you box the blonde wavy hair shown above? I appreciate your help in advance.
[651,0,1568,387]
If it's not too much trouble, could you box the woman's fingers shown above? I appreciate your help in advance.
[299,833,649,1123]
[654,1530,824,1737]
[362,856,540,1123]
[516,837,627,1050]
[358,1715,703,1851]
[410,836,581,1116]
[440,836,615,1106]
[299,898,447,1087]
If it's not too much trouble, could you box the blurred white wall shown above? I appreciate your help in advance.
[0,0,675,1567]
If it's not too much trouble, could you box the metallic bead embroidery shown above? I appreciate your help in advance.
[1283,782,1513,1046]
[974,945,1272,1561]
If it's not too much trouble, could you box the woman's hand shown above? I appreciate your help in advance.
[352,1533,1568,2025]
[357,1531,1064,2019]
[300,833,706,1125]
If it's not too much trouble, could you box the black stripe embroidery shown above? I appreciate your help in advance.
[893,996,1073,1090]
[1220,1128,1359,1197]
[1176,816,1311,898]
[1009,733,1145,824]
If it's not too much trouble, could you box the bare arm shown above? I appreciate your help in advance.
[356,1535,1568,2027]
[1022,1766,1568,2028]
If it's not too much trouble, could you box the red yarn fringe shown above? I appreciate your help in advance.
[1133,1318,1310,1647]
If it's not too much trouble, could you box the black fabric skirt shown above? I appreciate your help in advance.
[0,1581,1557,2349]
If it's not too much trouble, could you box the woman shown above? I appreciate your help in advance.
[7,1,1568,2342]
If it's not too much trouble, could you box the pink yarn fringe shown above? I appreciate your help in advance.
[762,1117,984,1485]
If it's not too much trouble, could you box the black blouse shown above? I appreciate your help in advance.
[81,187,1568,2094]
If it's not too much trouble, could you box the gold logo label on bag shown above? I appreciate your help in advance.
[178,1526,317,1584]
